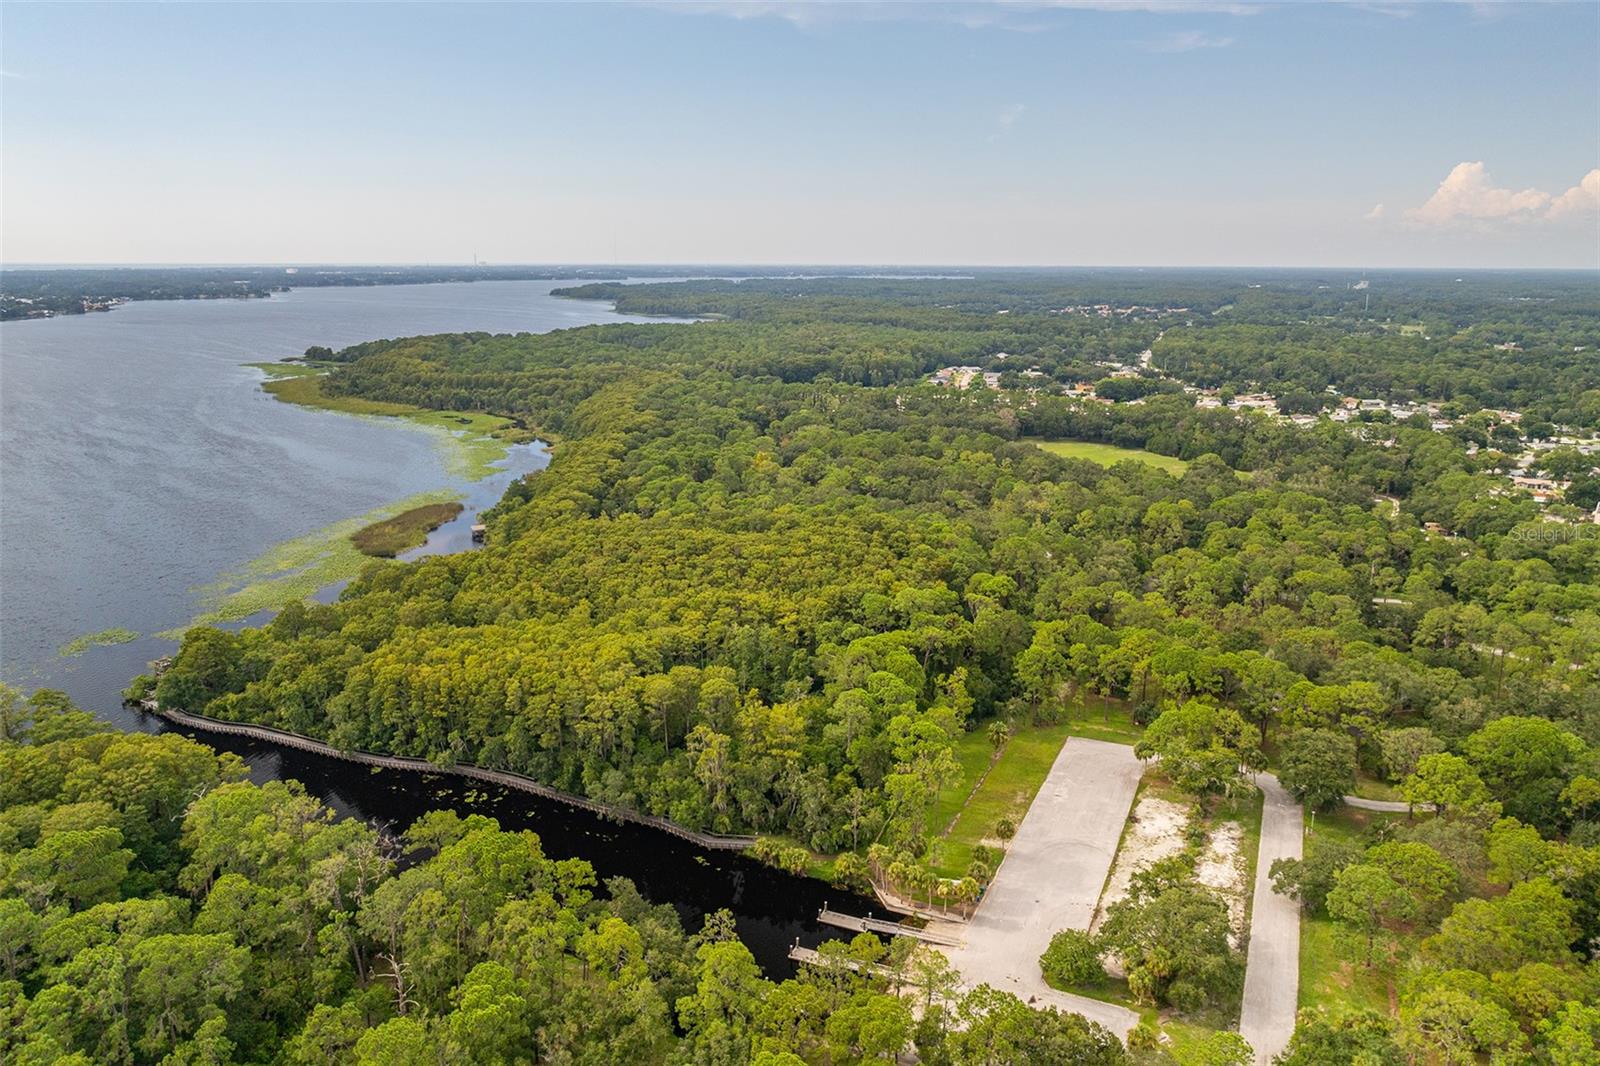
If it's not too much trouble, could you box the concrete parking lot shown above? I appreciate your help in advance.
[942,736,1144,1038]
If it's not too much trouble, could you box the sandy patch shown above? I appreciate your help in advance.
[1195,820,1248,946]
[1090,795,1191,937]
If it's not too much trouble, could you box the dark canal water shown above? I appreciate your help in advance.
[160,725,872,974]
[1,278,868,974]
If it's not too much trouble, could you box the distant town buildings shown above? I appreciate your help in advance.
[928,366,1001,390]
[927,347,1600,510]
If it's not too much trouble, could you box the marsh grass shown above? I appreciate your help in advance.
[351,502,465,557]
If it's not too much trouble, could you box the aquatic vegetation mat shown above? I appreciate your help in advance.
[161,490,461,637]
[58,627,140,657]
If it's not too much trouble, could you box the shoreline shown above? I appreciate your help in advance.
[0,271,636,322]
[152,363,551,639]
[158,487,467,638]
[255,365,533,480]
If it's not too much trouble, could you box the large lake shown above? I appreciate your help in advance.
[1,278,869,971]
[0,279,676,723]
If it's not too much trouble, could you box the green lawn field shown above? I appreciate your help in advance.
[929,720,1076,879]
[1028,438,1190,474]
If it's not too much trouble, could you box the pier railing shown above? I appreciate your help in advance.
[154,706,757,851]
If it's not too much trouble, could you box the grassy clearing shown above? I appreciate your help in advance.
[1300,915,1400,1018]
[1297,804,1409,1017]
[1304,803,1405,846]
[928,728,1003,838]
[1065,699,1145,745]
[58,627,139,657]
[1028,438,1190,475]
[1042,980,1237,1065]
[351,502,464,557]
[1158,1017,1241,1066]
[259,369,531,480]
[930,720,1074,879]
[1351,772,1405,802]
[159,490,462,638]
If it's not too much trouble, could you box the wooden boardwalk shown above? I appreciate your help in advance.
[788,945,879,973]
[155,706,757,850]
[868,879,974,923]
[818,907,962,946]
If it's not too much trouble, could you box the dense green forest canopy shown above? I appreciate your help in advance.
[160,277,1600,842]
[554,269,1600,325]
[0,689,1123,1065]
[112,274,1600,1061]
[554,272,1600,425]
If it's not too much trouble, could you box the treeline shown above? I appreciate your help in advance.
[555,269,1600,325]
[1152,322,1600,426]
[553,273,1600,424]
[0,689,1124,1065]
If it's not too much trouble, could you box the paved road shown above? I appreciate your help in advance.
[942,737,1144,1038]
[1343,794,1411,813]
[1239,773,1304,1064]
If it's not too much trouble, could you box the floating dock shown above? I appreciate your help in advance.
[817,906,962,945]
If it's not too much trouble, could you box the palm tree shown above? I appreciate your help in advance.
[867,842,892,881]
[986,718,1013,757]
[956,877,980,917]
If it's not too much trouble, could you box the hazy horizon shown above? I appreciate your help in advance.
[5,262,1599,274]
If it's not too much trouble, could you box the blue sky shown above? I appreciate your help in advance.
[3,1,1596,267]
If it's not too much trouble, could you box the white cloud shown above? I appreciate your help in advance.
[1547,169,1600,220]
[1141,29,1235,52]
[998,103,1026,128]
[1406,161,1562,226]
[1365,203,1385,220]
